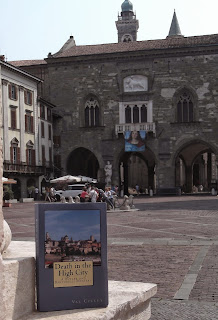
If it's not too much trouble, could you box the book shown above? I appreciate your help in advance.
[35,202,108,312]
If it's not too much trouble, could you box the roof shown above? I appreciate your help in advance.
[168,10,183,37]
[10,59,46,67]
[51,34,218,58]
[0,59,43,82]
[8,34,218,67]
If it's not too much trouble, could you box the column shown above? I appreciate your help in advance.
[19,86,25,163]
[203,153,208,188]
[33,90,39,165]
[2,80,10,161]
[186,166,193,193]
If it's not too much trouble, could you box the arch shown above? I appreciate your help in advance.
[174,139,218,193]
[121,34,133,42]
[66,147,100,179]
[12,178,21,200]
[118,147,156,195]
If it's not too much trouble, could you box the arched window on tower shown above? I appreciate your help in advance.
[177,91,194,123]
[85,97,100,127]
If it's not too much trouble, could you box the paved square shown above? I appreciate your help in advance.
[3,195,218,319]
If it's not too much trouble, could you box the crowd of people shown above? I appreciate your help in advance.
[80,185,119,210]
[42,184,119,210]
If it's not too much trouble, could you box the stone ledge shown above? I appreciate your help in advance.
[19,198,34,203]
[3,241,157,320]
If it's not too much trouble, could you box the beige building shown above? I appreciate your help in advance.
[0,56,54,199]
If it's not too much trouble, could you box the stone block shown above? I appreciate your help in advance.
[19,198,34,203]
[2,241,157,320]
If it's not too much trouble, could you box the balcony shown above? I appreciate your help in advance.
[115,122,156,136]
[3,163,46,176]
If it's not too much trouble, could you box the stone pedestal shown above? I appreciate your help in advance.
[2,241,157,320]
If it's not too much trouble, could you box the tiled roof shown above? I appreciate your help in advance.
[52,34,218,58]
[10,59,46,67]
[9,34,218,67]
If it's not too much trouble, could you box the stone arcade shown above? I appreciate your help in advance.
[10,0,218,194]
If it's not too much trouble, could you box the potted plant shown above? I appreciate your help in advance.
[3,185,14,207]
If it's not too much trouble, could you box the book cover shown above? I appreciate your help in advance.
[35,202,108,312]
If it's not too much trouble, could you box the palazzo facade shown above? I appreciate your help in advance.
[11,1,218,194]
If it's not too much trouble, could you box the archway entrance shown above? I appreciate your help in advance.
[67,148,99,179]
[12,178,21,200]
[119,149,156,195]
[175,141,217,193]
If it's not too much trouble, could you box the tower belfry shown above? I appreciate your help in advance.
[116,0,139,43]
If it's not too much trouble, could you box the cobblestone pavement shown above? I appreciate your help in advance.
[3,195,218,319]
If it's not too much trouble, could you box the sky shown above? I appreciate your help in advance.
[0,0,218,61]
[45,209,100,241]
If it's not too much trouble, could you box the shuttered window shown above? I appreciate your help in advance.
[11,109,17,129]
[25,113,34,133]
[24,90,33,105]
[8,84,17,100]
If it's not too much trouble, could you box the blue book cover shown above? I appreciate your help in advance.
[35,202,108,312]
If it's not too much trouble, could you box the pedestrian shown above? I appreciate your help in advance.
[89,186,98,203]
[34,186,39,201]
[135,184,140,195]
[50,186,55,201]
[45,187,51,202]
[104,187,114,210]
[80,187,89,202]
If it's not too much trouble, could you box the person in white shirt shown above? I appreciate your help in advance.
[89,186,98,203]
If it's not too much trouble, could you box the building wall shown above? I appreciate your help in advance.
[20,48,218,190]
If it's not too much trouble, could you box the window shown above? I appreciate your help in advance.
[10,108,17,129]
[124,103,148,124]
[125,106,131,123]
[47,108,52,122]
[141,105,147,122]
[42,145,46,165]
[24,90,33,105]
[41,122,45,138]
[48,124,52,140]
[10,138,20,164]
[40,104,45,119]
[121,34,133,42]
[49,147,52,165]
[133,105,139,123]
[53,136,61,147]
[26,141,35,165]
[8,83,17,100]
[85,97,100,127]
[177,91,194,123]
[25,112,34,133]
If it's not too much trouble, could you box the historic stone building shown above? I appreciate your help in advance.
[11,0,218,194]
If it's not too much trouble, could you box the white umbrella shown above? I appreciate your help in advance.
[2,177,17,184]
[78,176,97,183]
[50,175,81,184]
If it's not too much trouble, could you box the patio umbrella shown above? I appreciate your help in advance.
[50,175,81,184]
[78,176,97,183]
[2,177,17,184]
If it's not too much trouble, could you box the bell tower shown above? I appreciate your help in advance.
[116,0,139,43]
